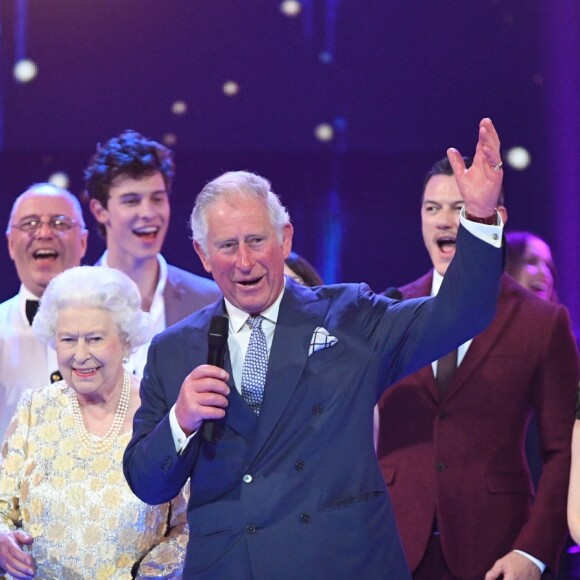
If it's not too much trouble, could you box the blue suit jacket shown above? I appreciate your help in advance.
[123,226,503,579]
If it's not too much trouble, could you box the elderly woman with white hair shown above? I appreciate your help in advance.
[0,266,187,579]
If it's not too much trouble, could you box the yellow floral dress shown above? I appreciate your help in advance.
[0,382,187,579]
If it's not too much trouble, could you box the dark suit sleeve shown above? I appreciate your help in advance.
[512,304,579,570]
[365,225,503,394]
[123,334,200,505]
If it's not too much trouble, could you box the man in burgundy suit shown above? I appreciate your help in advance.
[376,157,579,580]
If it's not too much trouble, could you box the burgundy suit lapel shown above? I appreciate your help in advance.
[445,276,517,401]
[399,271,433,300]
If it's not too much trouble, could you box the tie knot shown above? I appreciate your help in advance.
[247,315,264,330]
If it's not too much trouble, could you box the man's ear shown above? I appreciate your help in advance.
[6,232,16,262]
[89,198,109,225]
[193,240,212,273]
[281,223,294,259]
[78,229,89,259]
[497,205,508,225]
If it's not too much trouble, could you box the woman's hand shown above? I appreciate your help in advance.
[0,530,35,579]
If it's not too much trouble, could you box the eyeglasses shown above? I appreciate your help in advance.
[12,215,80,233]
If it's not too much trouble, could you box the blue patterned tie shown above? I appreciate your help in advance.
[242,315,268,415]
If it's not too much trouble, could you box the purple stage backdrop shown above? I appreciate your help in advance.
[0,1,578,335]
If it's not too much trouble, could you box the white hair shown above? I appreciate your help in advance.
[190,170,291,254]
[33,266,152,353]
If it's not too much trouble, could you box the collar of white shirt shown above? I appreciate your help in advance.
[224,278,286,333]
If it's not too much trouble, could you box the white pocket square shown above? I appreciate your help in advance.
[309,327,338,356]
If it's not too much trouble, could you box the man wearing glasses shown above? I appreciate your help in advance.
[0,183,88,439]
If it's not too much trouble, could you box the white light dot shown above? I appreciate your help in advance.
[280,0,302,17]
[13,59,38,83]
[163,133,177,146]
[506,146,531,170]
[315,123,334,142]
[223,81,240,96]
[171,101,187,115]
[48,172,69,189]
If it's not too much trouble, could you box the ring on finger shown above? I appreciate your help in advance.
[490,161,503,172]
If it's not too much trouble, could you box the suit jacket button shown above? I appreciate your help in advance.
[246,524,257,534]
[435,462,446,472]
[295,460,305,471]
[243,474,253,483]
[299,513,310,524]
[312,404,323,416]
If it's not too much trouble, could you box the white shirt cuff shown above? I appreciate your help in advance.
[169,404,197,453]
[459,207,503,248]
[513,550,546,574]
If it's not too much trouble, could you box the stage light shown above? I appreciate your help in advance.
[163,133,177,146]
[315,123,334,142]
[48,172,69,189]
[506,146,531,170]
[13,58,38,83]
[280,0,301,17]
[319,51,333,64]
[223,81,240,96]
[171,101,187,115]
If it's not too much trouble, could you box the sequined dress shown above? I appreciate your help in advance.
[0,382,187,579]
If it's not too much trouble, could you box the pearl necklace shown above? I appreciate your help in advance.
[69,370,131,454]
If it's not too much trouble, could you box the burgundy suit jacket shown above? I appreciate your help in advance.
[377,273,579,579]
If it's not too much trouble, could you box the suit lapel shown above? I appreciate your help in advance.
[249,282,331,464]
[399,273,517,404]
[184,300,258,438]
[164,265,193,327]
[444,276,518,401]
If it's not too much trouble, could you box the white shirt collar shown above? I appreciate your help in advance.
[224,279,286,334]
[18,284,42,325]
[19,284,42,301]
[431,269,444,297]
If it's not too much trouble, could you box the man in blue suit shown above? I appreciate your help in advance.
[124,118,505,578]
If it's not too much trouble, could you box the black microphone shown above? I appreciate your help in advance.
[201,315,229,442]
[383,287,403,300]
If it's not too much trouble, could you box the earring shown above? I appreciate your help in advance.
[122,355,129,364]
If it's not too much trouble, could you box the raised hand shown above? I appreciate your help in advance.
[447,117,503,218]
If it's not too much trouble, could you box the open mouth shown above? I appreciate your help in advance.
[529,281,547,294]
[132,226,160,240]
[436,237,456,254]
[33,248,59,261]
[237,277,264,288]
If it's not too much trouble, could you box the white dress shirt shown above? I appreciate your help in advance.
[98,251,168,378]
[169,283,286,451]
[0,285,58,440]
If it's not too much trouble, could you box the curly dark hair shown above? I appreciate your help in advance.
[83,130,175,235]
